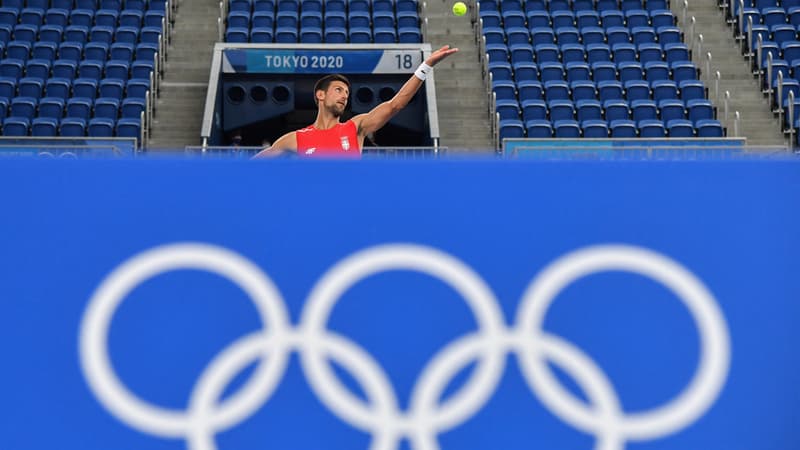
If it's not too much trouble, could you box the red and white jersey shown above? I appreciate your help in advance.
[295,120,361,159]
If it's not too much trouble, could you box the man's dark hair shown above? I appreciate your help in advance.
[313,74,350,104]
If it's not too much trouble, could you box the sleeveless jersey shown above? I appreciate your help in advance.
[295,120,361,159]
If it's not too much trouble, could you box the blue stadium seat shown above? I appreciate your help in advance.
[3,116,30,136]
[644,61,670,81]
[13,23,38,42]
[606,27,631,46]
[374,27,397,43]
[601,10,625,29]
[540,62,565,82]
[652,79,679,101]
[548,99,575,121]
[254,10,276,28]
[87,117,115,136]
[671,61,698,82]
[619,61,644,82]
[525,119,553,137]
[39,25,63,44]
[98,9,122,27]
[638,119,666,137]
[510,43,534,64]
[99,78,125,100]
[33,41,58,60]
[580,26,605,45]
[561,43,586,63]
[0,77,16,98]
[493,80,517,101]
[64,24,90,43]
[502,10,526,28]
[656,26,681,45]
[551,10,575,29]
[631,99,658,123]
[498,118,525,140]
[300,27,323,43]
[111,42,137,63]
[69,8,94,29]
[612,42,637,63]
[598,80,624,100]
[534,43,559,63]
[31,117,58,136]
[576,98,603,121]
[658,99,686,123]
[522,99,548,121]
[94,97,119,120]
[18,77,43,99]
[496,99,521,120]
[38,97,65,119]
[587,43,611,63]
[544,80,570,100]
[566,61,590,82]
[526,10,550,29]
[135,43,159,62]
[85,42,109,62]
[45,78,71,100]
[126,79,150,99]
[373,10,395,28]
[624,80,651,100]
[10,97,37,119]
[276,10,298,27]
[650,9,674,29]
[512,61,538,81]
[398,27,422,43]
[7,41,31,61]
[397,11,419,28]
[229,0,252,11]
[228,11,251,28]
[687,99,714,124]
[397,0,418,12]
[518,80,544,101]
[348,27,371,44]
[100,0,123,10]
[348,0,369,13]
[610,119,637,137]
[323,0,344,13]
[604,99,630,121]
[25,59,51,80]
[60,117,87,136]
[300,11,322,27]
[679,79,705,102]
[251,27,275,43]
[531,27,556,45]
[665,44,689,64]
[78,60,103,81]
[121,97,146,119]
[666,119,695,137]
[571,80,597,101]
[592,61,617,82]
[488,61,513,81]
[483,27,505,45]
[45,8,69,27]
[554,119,581,137]
[582,119,609,137]
[577,10,600,28]
[481,10,502,29]
[226,27,249,43]
[638,43,663,64]
[73,78,98,100]
[143,10,166,27]
[695,119,724,137]
[66,97,92,119]
[0,59,24,80]
[302,0,323,12]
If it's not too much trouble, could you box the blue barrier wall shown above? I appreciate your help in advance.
[0,159,798,450]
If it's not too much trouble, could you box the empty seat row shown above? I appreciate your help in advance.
[0,7,166,27]
[0,23,162,45]
[1,115,142,138]
[0,49,156,80]
[227,9,420,29]
[0,74,150,100]
[498,118,724,140]
[486,42,690,64]
[0,95,145,120]
[492,78,708,102]
[481,8,676,30]
[228,0,419,14]
[0,40,159,64]
[479,0,670,14]
[488,60,699,83]
[483,24,683,46]
[496,97,716,124]
[0,0,166,13]
[225,25,421,43]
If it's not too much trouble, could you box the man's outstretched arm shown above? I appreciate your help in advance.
[352,45,459,137]
[253,131,298,159]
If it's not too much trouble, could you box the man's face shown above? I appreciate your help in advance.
[320,81,349,117]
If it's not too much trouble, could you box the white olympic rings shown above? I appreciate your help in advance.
[79,243,730,450]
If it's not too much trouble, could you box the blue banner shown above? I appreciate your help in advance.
[0,159,798,450]
[224,48,422,74]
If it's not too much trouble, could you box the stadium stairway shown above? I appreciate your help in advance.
[423,0,494,151]
[148,0,220,148]
[678,0,786,146]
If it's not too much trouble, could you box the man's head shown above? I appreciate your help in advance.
[314,74,350,118]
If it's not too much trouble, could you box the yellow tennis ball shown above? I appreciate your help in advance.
[453,1,467,16]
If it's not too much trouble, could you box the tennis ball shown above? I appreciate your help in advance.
[453,1,467,16]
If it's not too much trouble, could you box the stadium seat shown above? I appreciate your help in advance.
[88,117,115,136]
[582,119,609,137]
[60,117,87,136]
[3,116,30,136]
[667,119,695,137]
[521,99,548,121]
[38,97,65,119]
[525,119,553,137]
[638,119,666,137]
[610,119,638,137]
[554,119,581,137]
[695,119,724,137]
[498,118,525,141]
[31,117,58,136]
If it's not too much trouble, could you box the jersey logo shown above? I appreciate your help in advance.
[305,147,316,155]
[340,136,350,151]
